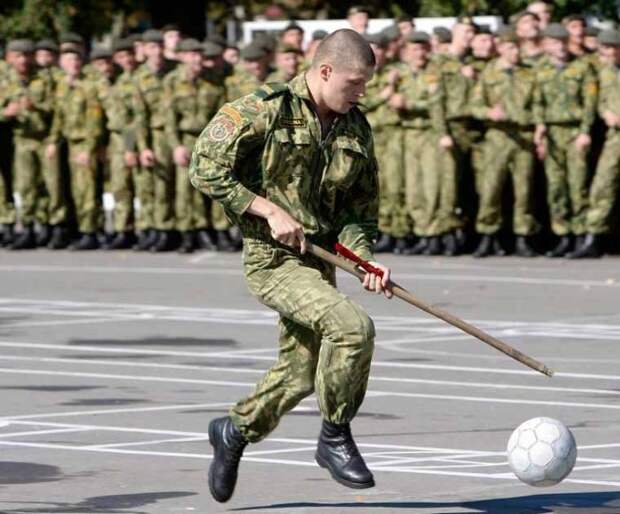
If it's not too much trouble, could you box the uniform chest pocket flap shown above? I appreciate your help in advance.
[264,128,313,182]
[327,137,368,190]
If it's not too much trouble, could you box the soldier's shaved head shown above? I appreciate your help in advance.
[311,29,375,71]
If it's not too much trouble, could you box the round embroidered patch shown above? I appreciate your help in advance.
[208,116,236,142]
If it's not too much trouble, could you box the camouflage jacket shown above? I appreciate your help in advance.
[189,74,379,261]
[394,62,447,133]
[433,52,476,120]
[0,67,54,138]
[224,67,263,102]
[597,63,620,118]
[164,65,226,148]
[533,56,598,134]
[470,59,538,127]
[49,72,103,150]
[361,62,404,129]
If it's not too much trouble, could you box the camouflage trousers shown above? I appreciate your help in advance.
[109,132,135,232]
[544,125,590,236]
[133,166,154,232]
[149,128,174,231]
[175,133,207,232]
[14,136,66,226]
[585,128,620,234]
[230,238,375,443]
[374,126,407,237]
[405,128,461,236]
[476,128,539,236]
[0,167,15,225]
[68,140,100,233]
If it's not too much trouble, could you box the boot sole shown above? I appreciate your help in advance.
[315,452,375,489]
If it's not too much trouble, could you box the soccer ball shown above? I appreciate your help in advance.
[507,417,577,487]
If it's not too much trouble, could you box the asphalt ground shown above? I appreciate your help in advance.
[1,249,620,513]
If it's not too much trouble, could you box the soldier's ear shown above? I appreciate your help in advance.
[319,63,332,82]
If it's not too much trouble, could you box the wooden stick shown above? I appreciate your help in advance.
[307,242,554,378]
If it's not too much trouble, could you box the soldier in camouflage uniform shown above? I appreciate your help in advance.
[134,29,177,252]
[266,43,302,83]
[47,47,103,250]
[568,30,620,258]
[165,38,226,253]
[0,40,67,250]
[191,30,391,501]
[362,33,407,253]
[533,24,598,257]
[225,43,270,102]
[513,11,545,67]
[470,29,540,257]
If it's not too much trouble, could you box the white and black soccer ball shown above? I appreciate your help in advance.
[507,417,577,487]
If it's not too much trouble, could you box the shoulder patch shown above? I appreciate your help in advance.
[220,104,243,125]
[206,115,237,142]
[254,82,289,100]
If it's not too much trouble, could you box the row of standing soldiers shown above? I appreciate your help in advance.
[364,14,620,259]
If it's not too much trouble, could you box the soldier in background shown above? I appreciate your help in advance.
[431,27,452,56]
[165,38,225,253]
[568,30,620,258]
[134,29,177,252]
[129,33,146,64]
[513,11,545,66]
[396,15,414,39]
[527,1,553,31]
[225,43,270,102]
[347,5,371,34]
[584,27,601,54]
[47,46,103,250]
[534,23,598,257]
[279,22,304,50]
[267,43,302,82]
[563,14,589,59]
[305,30,328,64]
[162,24,182,62]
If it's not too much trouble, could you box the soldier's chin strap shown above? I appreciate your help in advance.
[307,241,554,378]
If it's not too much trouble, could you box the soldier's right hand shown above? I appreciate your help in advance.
[3,101,20,118]
[173,145,190,166]
[140,149,156,167]
[45,144,57,159]
[267,206,307,254]
[603,111,620,128]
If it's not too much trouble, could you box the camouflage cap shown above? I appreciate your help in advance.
[60,43,83,56]
[347,5,371,16]
[381,24,401,42]
[598,29,620,46]
[282,21,304,34]
[6,39,35,53]
[276,42,303,55]
[254,33,278,52]
[312,30,328,40]
[206,33,227,47]
[364,32,388,48]
[496,26,519,44]
[112,38,134,53]
[90,46,112,61]
[203,41,223,57]
[542,23,570,40]
[585,26,601,37]
[142,29,164,43]
[407,31,430,44]
[475,24,493,35]
[510,10,539,25]
[35,39,59,52]
[433,26,452,43]
[59,32,84,45]
[240,42,267,60]
[127,33,144,45]
[177,38,203,53]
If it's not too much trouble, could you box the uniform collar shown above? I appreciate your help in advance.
[288,73,313,102]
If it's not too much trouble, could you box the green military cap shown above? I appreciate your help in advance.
[381,24,401,42]
[177,38,203,53]
[60,43,83,56]
[496,26,519,43]
[312,30,328,41]
[161,24,180,33]
[562,14,587,25]
[364,32,388,48]
[90,46,112,61]
[6,39,35,53]
[585,26,601,37]
[142,29,164,43]
[275,42,303,55]
[126,33,144,44]
[207,33,227,47]
[35,39,59,52]
[282,21,304,34]
[240,42,267,60]
[59,32,84,45]
[407,31,430,44]
[542,23,570,40]
[510,10,539,25]
[254,33,278,52]
[433,26,452,43]
[203,41,223,57]
[112,38,134,53]
[597,29,620,46]
[475,24,493,35]
[347,5,371,16]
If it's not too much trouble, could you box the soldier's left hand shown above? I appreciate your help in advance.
[574,133,591,152]
[362,262,393,299]
[460,65,475,79]
[74,151,90,166]
[124,151,138,167]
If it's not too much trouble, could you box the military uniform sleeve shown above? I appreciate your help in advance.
[189,98,270,216]
[579,65,598,135]
[84,83,103,153]
[469,71,490,120]
[336,132,379,262]
[164,75,182,149]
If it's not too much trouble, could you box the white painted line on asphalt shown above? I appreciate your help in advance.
[86,436,209,449]
[0,318,131,329]
[1,354,618,397]
[0,427,92,438]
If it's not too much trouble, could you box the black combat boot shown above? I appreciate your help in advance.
[406,237,428,255]
[133,230,154,251]
[392,237,410,255]
[107,231,134,250]
[36,224,51,247]
[315,420,374,489]
[197,230,217,251]
[546,235,572,258]
[216,230,237,252]
[442,232,458,256]
[11,225,36,250]
[567,233,601,259]
[514,236,537,257]
[47,225,69,250]
[1,224,14,248]
[178,231,195,253]
[151,231,174,252]
[71,232,98,251]
[374,233,395,253]
[208,416,248,503]
[424,236,441,255]
[492,236,507,256]
[473,234,493,258]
